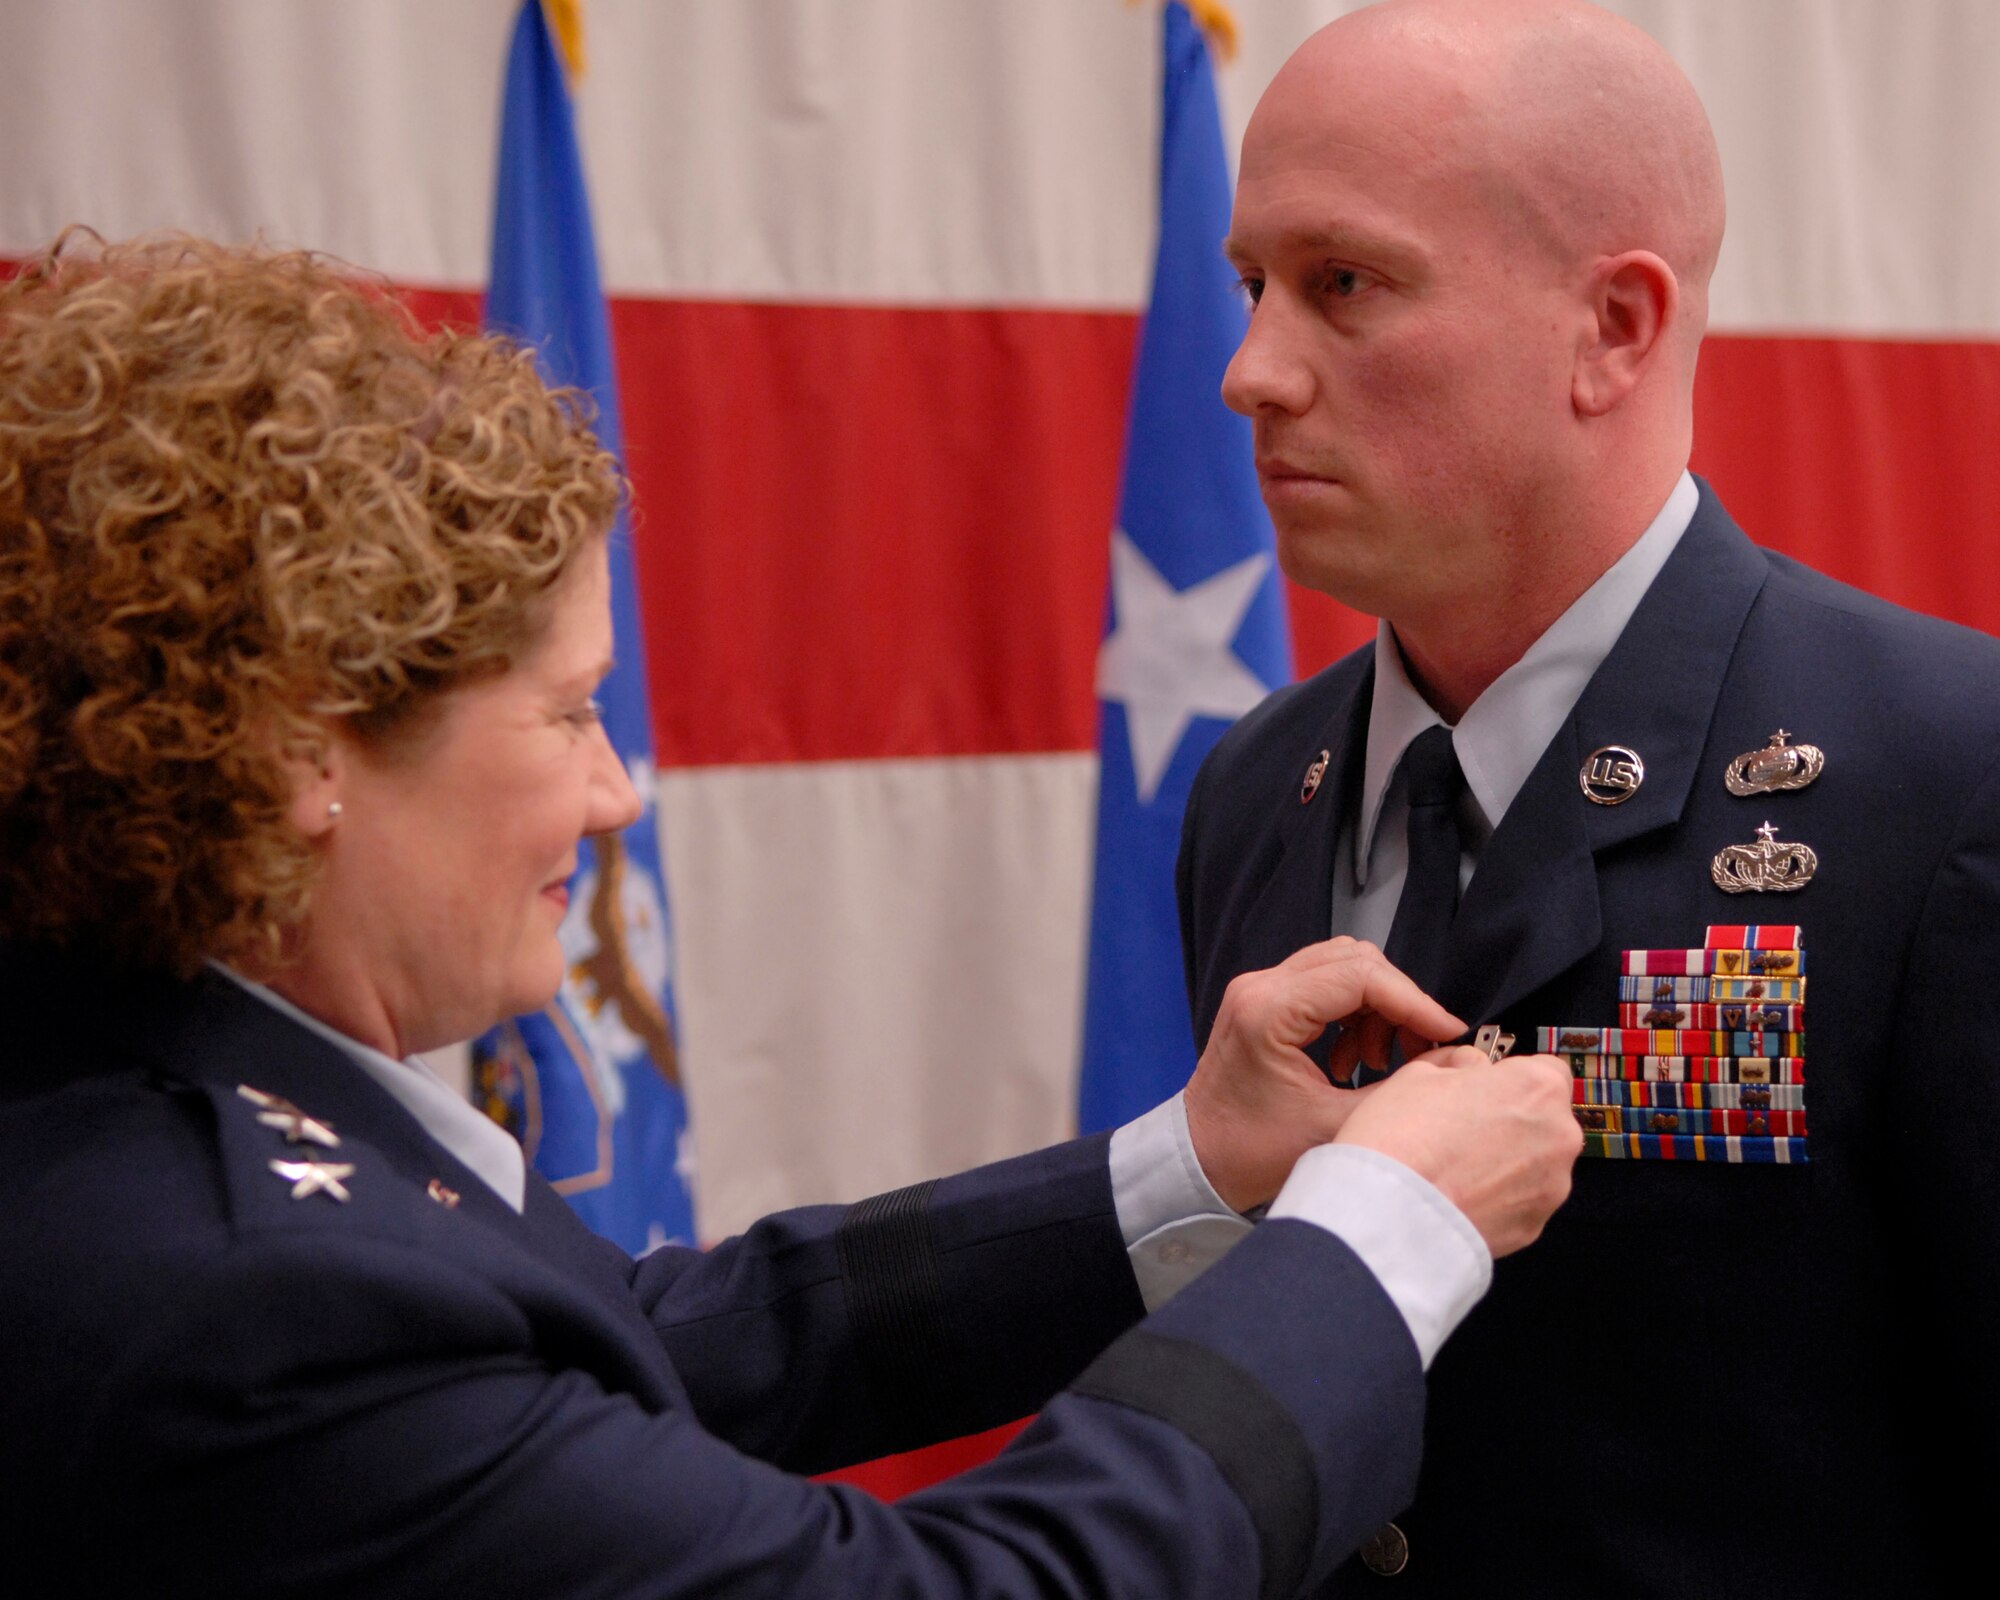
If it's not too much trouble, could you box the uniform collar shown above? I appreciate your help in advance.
[1354,469,1700,884]
[209,964,527,1213]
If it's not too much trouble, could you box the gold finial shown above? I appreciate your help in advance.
[1129,0,1240,64]
[1184,0,1240,61]
[542,0,586,84]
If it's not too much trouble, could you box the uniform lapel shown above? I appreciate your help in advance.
[1440,485,1772,1026]
[143,969,685,1389]
[130,969,525,1231]
[1232,655,1376,978]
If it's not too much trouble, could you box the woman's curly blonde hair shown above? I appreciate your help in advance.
[0,231,624,976]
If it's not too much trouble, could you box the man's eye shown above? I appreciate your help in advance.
[569,698,605,728]
[1328,267,1363,297]
[1233,275,1264,306]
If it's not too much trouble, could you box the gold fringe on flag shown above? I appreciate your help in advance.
[1184,0,1240,61]
[1128,0,1240,63]
[542,0,587,84]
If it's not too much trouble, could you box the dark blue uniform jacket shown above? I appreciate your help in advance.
[1178,483,2000,1596]
[1,945,1424,1598]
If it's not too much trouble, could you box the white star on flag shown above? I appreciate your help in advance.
[1095,530,1276,804]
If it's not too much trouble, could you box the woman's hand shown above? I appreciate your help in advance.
[1334,1048,1582,1257]
[1182,938,1464,1212]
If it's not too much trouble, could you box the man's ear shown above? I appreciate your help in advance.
[1573,250,1678,417]
[282,723,348,840]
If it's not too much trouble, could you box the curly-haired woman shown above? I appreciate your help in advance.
[0,232,1574,1599]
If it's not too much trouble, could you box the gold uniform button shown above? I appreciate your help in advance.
[1360,1521,1409,1577]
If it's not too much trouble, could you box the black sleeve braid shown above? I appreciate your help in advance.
[835,1179,950,1414]
[1070,1329,1319,1600]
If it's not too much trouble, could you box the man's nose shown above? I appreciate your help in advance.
[1221,296,1314,418]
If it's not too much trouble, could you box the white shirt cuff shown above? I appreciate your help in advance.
[1108,1094,1253,1311]
[1267,1142,1492,1369]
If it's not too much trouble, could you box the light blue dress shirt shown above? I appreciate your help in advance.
[1339,470,1700,941]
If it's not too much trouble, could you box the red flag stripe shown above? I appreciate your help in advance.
[31,269,1994,769]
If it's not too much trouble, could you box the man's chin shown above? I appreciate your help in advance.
[1273,528,1391,616]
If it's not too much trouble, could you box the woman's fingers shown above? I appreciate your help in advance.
[1280,938,1466,1072]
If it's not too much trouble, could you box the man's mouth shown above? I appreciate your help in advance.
[1256,455,1336,484]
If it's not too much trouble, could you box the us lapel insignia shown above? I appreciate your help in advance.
[427,1178,462,1209]
[269,1158,356,1202]
[1725,729,1824,796]
[1580,745,1644,805]
[1712,821,1819,894]
[1301,748,1331,804]
[236,1084,340,1149]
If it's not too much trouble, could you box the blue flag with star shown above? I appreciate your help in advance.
[1078,1,1292,1133]
[470,0,695,1253]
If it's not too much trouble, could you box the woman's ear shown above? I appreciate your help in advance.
[282,724,347,840]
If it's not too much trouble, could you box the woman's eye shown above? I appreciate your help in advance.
[569,698,605,728]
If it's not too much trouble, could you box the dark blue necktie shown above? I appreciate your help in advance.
[1380,724,1468,1003]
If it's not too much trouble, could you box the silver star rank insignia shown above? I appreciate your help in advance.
[269,1158,356,1202]
[237,1084,341,1149]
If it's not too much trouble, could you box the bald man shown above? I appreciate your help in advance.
[1178,0,2000,1592]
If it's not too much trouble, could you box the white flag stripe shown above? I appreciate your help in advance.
[575,0,1156,309]
[0,2,1993,330]
[0,0,1156,308]
[659,753,1095,1241]
[0,0,513,288]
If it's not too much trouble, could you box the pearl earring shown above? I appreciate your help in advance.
[327,801,344,820]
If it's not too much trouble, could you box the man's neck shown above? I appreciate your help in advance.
[1396,549,1621,720]
[1394,623,1540,726]
[1392,472,1686,722]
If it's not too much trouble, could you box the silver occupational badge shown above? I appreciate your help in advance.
[1711,821,1819,894]
[1301,748,1331,805]
[1725,729,1824,797]
[1580,746,1644,805]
